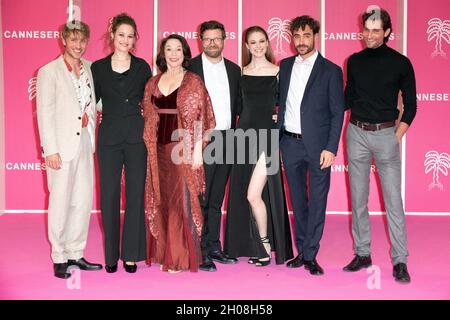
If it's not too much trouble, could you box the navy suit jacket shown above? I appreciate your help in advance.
[278,53,345,159]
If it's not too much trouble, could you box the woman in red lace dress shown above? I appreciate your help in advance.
[141,34,215,273]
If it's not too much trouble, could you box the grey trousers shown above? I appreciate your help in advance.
[346,123,408,265]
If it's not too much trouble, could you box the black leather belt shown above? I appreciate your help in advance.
[350,117,396,131]
[283,129,302,139]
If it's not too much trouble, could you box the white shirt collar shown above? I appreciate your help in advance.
[295,50,319,66]
[202,52,225,69]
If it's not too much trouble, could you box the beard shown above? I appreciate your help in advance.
[296,44,314,56]
[204,45,223,58]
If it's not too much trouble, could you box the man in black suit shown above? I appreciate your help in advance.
[188,20,241,272]
[278,16,345,275]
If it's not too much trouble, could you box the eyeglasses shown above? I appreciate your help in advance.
[201,37,224,44]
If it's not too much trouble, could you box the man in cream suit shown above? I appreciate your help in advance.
[36,21,102,279]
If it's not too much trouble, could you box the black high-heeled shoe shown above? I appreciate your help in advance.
[255,236,271,267]
[248,257,259,264]
[123,261,137,273]
[105,264,118,273]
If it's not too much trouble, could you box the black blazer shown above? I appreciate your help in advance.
[91,54,152,146]
[278,53,345,158]
[188,54,241,129]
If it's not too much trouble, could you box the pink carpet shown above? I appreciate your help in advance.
[0,214,449,300]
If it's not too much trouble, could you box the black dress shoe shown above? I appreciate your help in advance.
[343,255,372,272]
[105,264,118,273]
[199,260,217,272]
[68,258,103,271]
[54,263,71,279]
[286,253,304,268]
[208,251,238,264]
[393,263,411,284]
[123,261,137,273]
[304,259,324,275]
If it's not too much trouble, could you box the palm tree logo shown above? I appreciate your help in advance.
[427,18,450,58]
[268,17,291,55]
[28,77,37,101]
[424,150,450,191]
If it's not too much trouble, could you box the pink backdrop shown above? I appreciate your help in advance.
[1,0,449,215]
[158,0,238,63]
[242,0,321,61]
[1,0,154,211]
[405,0,450,213]
[2,0,67,211]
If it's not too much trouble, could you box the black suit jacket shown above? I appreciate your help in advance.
[278,53,345,159]
[91,54,152,146]
[188,54,241,129]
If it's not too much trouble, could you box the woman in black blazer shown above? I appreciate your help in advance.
[91,13,152,273]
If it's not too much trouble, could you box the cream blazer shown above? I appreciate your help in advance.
[36,55,97,161]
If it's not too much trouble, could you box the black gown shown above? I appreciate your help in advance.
[224,75,293,264]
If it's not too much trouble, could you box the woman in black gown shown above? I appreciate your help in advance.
[224,26,293,266]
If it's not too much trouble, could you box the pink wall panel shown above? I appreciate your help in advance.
[242,0,321,62]
[158,0,238,64]
[2,0,154,211]
[82,0,154,66]
[405,0,450,213]
[2,0,68,210]
[0,0,5,213]
[1,0,450,214]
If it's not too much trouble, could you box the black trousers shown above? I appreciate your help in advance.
[98,141,147,266]
[200,130,232,259]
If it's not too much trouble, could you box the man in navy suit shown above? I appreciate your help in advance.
[278,16,345,275]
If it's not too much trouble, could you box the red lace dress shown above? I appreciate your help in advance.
[142,71,216,272]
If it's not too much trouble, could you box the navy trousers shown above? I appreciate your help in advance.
[280,134,331,261]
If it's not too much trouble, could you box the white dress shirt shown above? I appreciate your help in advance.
[284,50,319,134]
[202,53,231,130]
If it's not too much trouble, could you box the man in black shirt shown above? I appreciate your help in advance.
[343,8,417,284]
